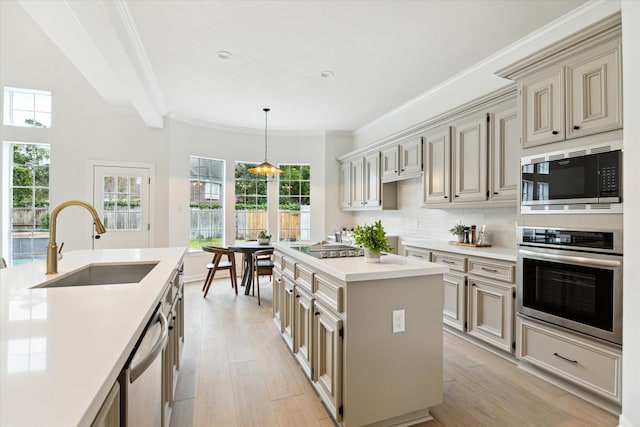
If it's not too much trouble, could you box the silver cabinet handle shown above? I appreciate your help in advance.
[481,267,498,273]
[129,310,168,383]
[519,249,621,268]
[442,259,455,264]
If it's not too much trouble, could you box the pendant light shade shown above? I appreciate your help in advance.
[249,108,282,178]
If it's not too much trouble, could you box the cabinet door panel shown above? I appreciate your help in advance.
[490,108,519,201]
[273,270,284,332]
[423,128,451,204]
[313,302,343,421]
[443,273,466,332]
[381,146,399,179]
[282,276,295,351]
[453,116,487,202]
[339,162,352,209]
[294,287,314,378]
[468,278,514,353]
[567,42,622,138]
[399,138,423,175]
[351,160,364,208]
[522,69,564,147]
[364,153,380,207]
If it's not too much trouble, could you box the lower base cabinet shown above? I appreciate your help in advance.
[274,248,444,427]
[518,317,622,404]
[467,277,515,353]
[442,273,466,331]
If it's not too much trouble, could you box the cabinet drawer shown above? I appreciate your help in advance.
[432,251,466,273]
[294,264,314,292]
[273,253,283,270]
[468,258,515,283]
[282,256,295,278]
[404,246,431,261]
[313,274,344,313]
[519,319,621,403]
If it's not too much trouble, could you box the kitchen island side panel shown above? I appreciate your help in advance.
[343,274,444,427]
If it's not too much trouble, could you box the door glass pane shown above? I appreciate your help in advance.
[102,174,142,231]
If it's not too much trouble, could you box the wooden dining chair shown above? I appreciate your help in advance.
[252,249,274,305]
[201,246,238,297]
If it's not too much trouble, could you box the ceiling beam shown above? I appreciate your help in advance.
[18,0,166,128]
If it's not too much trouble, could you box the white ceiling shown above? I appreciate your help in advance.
[20,0,589,132]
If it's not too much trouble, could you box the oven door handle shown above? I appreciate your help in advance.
[519,249,621,268]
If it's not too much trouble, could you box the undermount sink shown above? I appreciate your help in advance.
[32,262,159,289]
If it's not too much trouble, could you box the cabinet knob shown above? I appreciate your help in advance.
[552,130,559,135]
[295,294,300,298]
[168,325,174,331]
[401,169,404,172]
[314,311,321,316]
[493,192,499,195]
[443,195,448,199]
[287,289,293,294]
[455,195,459,198]
[573,125,580,130]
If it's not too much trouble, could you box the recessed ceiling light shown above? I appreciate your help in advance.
[320,70,334,78]
[216,51,233,60]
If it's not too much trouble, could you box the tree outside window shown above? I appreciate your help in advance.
[9,143,50,265]
[235,162,268,241]
[279,164,310,241]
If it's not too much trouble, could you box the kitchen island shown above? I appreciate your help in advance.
[0,247,186,427]
[273,243,447,427]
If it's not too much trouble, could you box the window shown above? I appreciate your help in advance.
[3,87,52,128]
[235,162,267,241]
[190,156,224,248]
[7,143,50,265]
[279,164,310,241]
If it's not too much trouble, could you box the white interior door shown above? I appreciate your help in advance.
[93,165,151,249]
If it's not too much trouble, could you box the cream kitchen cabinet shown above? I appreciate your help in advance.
[451,113,489,203]
[431,251,467,333]
[282,274,295,351]
[489,107,519,201]
[339,153,382,210]
[274,246,445,426]
[422,96,518,207]
[467,257,516,353]
[381,136,423,182]
[518,317,622,404]
[499,15,622,148]
[424,248,516,353]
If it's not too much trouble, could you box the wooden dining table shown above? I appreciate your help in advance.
[228,241,274,295]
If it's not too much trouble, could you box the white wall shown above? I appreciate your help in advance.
[0,1,169,256]
[620,2,640,426]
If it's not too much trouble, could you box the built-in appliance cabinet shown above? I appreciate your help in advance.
[422,99,518,208]
[381,136,423,182]
[408,246,516,354]
[498,14,622,149]
[518,317,622,405]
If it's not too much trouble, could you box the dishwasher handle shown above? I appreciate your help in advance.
[129,310,168,383]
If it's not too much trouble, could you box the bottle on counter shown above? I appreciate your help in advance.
[471,225,477,244]
[463,227,470,244]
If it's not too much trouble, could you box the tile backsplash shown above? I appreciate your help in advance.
[349,177,518,249]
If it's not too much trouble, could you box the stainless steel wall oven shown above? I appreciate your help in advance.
[517,227,622,345]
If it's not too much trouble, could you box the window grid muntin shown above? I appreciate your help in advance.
[190,156,225,248]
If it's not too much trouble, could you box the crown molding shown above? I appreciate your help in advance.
[168,112,328,137]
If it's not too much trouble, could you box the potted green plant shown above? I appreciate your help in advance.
[351,220,394,263]
[449,223,466,242]
[257,230,271,244]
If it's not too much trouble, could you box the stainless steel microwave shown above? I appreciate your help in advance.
[521,143,622,210]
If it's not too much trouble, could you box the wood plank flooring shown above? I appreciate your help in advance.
[170,278,619,427]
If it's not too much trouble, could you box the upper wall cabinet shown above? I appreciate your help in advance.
[339,153,396,211]
[498,14,622,149]
[381,137,423,182]
[423,97,518,207]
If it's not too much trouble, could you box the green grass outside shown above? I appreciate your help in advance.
[189,237,224,249]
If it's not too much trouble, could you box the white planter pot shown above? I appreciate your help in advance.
[364,248,381,263]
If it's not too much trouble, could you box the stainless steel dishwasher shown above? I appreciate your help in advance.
[119,303,168,427]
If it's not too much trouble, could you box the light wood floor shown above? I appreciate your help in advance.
[170,278,619,427]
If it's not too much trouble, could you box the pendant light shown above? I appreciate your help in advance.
[249,108,282,181]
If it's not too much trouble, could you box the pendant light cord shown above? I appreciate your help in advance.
[263,107,270,162]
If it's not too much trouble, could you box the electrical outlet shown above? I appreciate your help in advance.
[392,309,405,333]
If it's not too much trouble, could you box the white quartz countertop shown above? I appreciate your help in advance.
[0,247,187,427]
[401,238,517,262]
[275,243,447,282]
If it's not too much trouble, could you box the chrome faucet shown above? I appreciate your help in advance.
[46,200,107,274]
